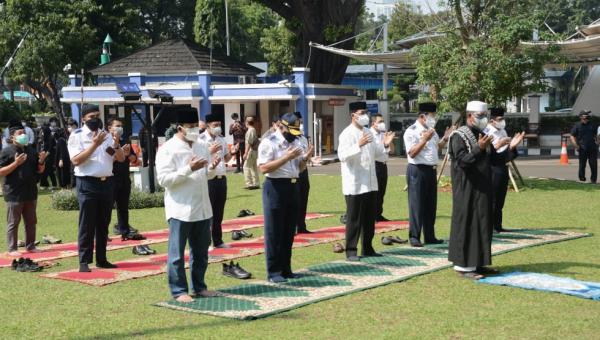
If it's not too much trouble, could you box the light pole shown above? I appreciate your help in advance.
[225,0,230,56]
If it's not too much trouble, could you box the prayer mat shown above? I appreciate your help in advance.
[154,229,589,320]
[40,221,409,286]
[0,213,332,268]
[479,272,600,300]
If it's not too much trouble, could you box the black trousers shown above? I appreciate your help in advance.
[40,162,57,187]
[375,161,388,219]
[114,176,132,234]
[296,169,310,232]
[344,191,377,257]
[235,142,245,171]
[76,176,114,265]
[208,176,227,246]
[407,164,437,242]
[262,178,299,278]
[578,147,598,183]
[57,164,71,188]
[491,166,509,232]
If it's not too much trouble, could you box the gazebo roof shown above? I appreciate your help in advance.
[90,38,262,76]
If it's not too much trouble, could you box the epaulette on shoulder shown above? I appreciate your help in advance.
[410,125,417,130]
[74,128,82,134]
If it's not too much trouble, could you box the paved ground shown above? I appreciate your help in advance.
[308,156,597,183]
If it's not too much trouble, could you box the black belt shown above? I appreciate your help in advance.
[409,163,437,169]
[209,175,226,180]
[375,161,387,165]
[77,176,113,182]
[266,177,298,184]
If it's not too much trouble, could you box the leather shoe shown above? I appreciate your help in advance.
[346,255,360,262]
[282,272,299,279]
[142,245,156,254]
[268,275,287,283]
[96,261,117,269]
[132,245,149,255]
[122,232,146,241]
[79,263,91,272]
[425,238,444,245]
[381,236,394,245]
[362,251,383,257]
[410,239,423,247]
[222,261,251,279]
[376,216,390,222]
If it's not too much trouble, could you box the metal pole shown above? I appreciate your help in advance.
[382,23,389,126]
[225,0,230,56]
[80,68,84,125]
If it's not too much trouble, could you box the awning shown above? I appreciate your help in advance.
[521,34,600,65]
[309,42,416,69]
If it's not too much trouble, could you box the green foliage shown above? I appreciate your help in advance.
[51,189,164,211]
[260,22,295,75]
[415,0,558,112]
[194,0,226,51]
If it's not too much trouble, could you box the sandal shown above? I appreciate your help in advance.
[42,235,62,244]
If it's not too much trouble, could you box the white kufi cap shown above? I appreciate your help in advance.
[466,100,488,112]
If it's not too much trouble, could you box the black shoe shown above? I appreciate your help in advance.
[122,232,146,241]
[237,210,249,217]
[425,239,444,245]
[282,272,299,279]
[579,177,586,182]
[17,258,42,272]
[346,255,360,262]
[142,245,156,254]
[222,261,252,279]
[494,228,512,233]
[132,245,150,255]
[477,267,500,275]
[96,261,117,269]
[410,239,423,247]
[79,263,91,272]
[381,236,393,245]
[362,251,383,257]
[296,229,313,234]
[340,214,347,224]
[376,216,390,222]
[268,275,287,283]
[231,230,243,240]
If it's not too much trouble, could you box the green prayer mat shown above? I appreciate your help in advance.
[155,229,589,320]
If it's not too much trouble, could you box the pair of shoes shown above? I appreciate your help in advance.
[346,255,360,262]
[268,275,287,283]
[410,239,424,247]
[41,235,61,244]
[376,216,390,222]
[237,209,255,217]
[96,261,117,269]
[296,229,313,234]
[381,236,407,245]
[132,245,156,255]
[121,232,146,241]
[222,261,252,279]
[333,243,345,253]
[425,239,444,245]
[79,263,91,272]
[231,230,253,241]
[362,251,383,257]
[11,258,42,272]
[340,214,347,224]
[477,267,500,275]
[17,240,40,248]
[457,271,484,280]
[114,225,140,235]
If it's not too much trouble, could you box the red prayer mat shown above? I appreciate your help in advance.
[40,221,409,286]
[0,213,332,268]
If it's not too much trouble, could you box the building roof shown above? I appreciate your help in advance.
[90,39,262,76]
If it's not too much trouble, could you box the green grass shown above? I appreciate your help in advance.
[1,174,599,339]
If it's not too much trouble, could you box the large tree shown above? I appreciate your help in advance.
[415,0,558,113]
[256,0,364,84]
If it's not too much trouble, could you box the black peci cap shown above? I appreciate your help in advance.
[349,101,367,112]
[418,102,437,113]
[176,107,199,124]
[490,107,505,118]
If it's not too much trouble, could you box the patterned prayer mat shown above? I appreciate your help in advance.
[0,213,332,268]
[155,229,589,320]
[39,221,408,286]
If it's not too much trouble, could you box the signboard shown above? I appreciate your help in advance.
[366,102,379,114]
[328,98,345,106]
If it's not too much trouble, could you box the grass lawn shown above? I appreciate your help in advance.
[1,173,599,339]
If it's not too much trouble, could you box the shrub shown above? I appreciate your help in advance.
[51,189,164,211]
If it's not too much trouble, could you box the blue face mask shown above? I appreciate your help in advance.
[15,134,28,146]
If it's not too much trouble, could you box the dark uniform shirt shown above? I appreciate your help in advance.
[0,144,39,202]
[571,122,599,149]
[113,137,135,179]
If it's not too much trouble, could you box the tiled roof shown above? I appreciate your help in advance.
[90,39,261,76]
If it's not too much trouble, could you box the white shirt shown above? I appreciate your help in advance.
[155,135,214,222]
[25,126,35,144]
[198,130,228,177]
[484,124,508,153]
[338,124,386,196]
[257,130,303,178]
[403,122,439,166]
[67,125,116,177]
[370,127,390,162]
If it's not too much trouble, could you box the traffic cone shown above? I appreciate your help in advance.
[560,142,569,165]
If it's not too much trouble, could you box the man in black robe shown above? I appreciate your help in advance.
[447,101,497,280]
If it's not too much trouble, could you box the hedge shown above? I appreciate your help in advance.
[51,189,164,211]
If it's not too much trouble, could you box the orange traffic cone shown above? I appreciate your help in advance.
[560,142,569,165]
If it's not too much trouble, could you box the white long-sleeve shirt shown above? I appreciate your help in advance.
[155,135,214,222]
[484,123,508,153]
[338,124,387,196]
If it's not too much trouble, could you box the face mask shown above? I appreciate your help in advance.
[15,134,28,146]
[50,122,57,128]
[494,120,506,130]
[299,124,304,134]
[113,127,124,137]
[85,117,101,131]
[21,122,26,127]
[425,116,436,129]
[211,126,222,136]
[377,122,386,132]
[183,127,200,142]
[357,114,370,127]
[67,127,73,133]
[473,116,488,130]
[283,131,296,143]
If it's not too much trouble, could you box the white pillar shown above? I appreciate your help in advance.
[259,100,270,135]
[333,103,351,150]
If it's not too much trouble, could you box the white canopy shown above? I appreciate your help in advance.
[521,34,600,65]
[309,42,416,69]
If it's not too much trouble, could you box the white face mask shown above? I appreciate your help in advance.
[494,119,506,130]
[425,116,436,129]
[377,122,386,132]
[356,114,370,127]
[299,124,304,134]
[473,116,488,130]
[113,127,123,137]
[211,126,222,136]
[183,127,200,141]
